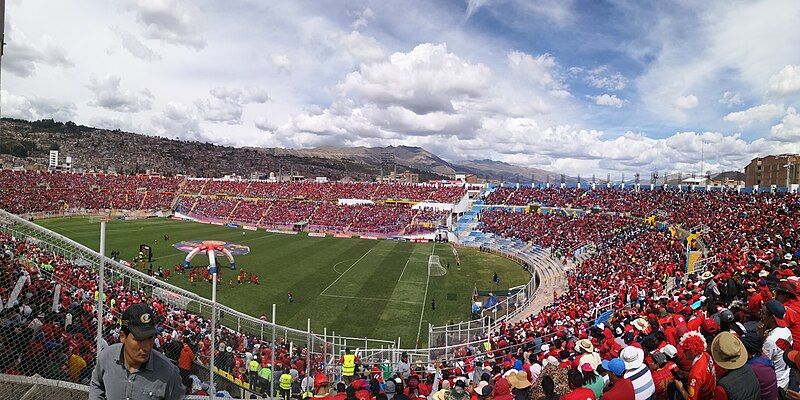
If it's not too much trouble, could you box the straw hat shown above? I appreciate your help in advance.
[711,332,747,370]
[575,338,594,353]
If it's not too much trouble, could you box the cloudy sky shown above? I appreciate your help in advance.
[2,0,800,177]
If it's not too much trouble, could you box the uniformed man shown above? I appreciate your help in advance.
[248,355,261,392]
[340,348,358,383]
[279,366,293,400]
[89,303,184,400]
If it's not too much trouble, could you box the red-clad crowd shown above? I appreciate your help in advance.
[4,176,800,400]
[479,212,633,257]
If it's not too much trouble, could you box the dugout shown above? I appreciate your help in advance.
[293,220,308,232]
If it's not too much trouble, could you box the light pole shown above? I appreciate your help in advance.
[785,163,793,190]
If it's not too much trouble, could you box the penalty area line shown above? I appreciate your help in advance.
[319,247,373,295]
[320,293,422,305]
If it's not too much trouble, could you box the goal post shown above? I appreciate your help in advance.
[428,255,447,276]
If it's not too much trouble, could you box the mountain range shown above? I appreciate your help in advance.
[0,118,744,183]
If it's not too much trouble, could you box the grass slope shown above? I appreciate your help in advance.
[36,217,529,346]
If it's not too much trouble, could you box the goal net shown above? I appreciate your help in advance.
[428,255,447,276]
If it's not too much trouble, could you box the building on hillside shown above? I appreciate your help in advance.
[709,176,744,188]
[745,154,800,187]
[376,171,419,184]
[453,173,478,183]
[48,150,59,170]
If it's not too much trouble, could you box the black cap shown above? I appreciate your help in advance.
[120,303,158,339]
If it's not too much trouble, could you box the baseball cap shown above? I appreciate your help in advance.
[120,303,158,339]
[765,300,788,327]
[600,358,626,378]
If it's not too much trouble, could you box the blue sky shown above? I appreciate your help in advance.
[2,0,799,176]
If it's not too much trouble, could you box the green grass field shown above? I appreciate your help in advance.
[36,217,529,346]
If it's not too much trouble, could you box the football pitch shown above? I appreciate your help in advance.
[36,217,530,346]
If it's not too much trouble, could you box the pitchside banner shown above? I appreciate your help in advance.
[242,225,258,231]
[6,276,27,309]
[308,232,326,238]
[265,229,299,235]
[52,283,61,312]
[333,233,351,238]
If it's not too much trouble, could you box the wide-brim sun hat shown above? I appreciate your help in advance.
[620,345,644,370]
[711,331,747,370]
[575,338,594,353]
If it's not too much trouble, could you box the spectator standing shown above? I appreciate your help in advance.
[89,303,185,400]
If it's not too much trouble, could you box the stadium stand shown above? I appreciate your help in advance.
[2,169,800,400]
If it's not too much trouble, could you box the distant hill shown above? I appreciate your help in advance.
[264,146,565,182]
[454,159,574,183]
[712,171,745,182]
[0,118,598,183]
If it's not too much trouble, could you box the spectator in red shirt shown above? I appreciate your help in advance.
[675,332,715,400]
[599,358,634,400]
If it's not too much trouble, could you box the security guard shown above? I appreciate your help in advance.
[89,303,184,400]
[279,366,293,400]
[258,363,273,395]
[341,348,358,383]
[248,355,261,392]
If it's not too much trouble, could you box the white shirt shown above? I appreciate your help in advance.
[764,327,792,389]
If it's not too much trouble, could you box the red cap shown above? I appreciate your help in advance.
[702,319,720,334]
[314,374,329,387]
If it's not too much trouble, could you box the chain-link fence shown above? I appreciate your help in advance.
[0,209,423,399]
[426,243,560,360]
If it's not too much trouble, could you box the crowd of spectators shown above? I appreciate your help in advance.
[479,211,632,257]
[6,172,800,399]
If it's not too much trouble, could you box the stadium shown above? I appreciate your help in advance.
[3,0,800,399]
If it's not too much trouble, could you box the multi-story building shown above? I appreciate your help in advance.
[745,154,800,187]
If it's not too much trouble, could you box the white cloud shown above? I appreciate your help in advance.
[719,91,742,107]
[339,43,492,114]
[112,28,161,61]
[1,90,77,121]
[339,31,385,63]
[770,107,800,142]
[195,87,270,124]
[151,102,202,138]
[673,95,698,110]
[254,117,277,132]
[242,88,271,104]
[723,103,784,126]
[635,1,800,120]
[348,7,375,29]
[590,94,625,108]
[128,0,206,50]
[1,26,73,77]
[584,67,626,91]
[194,98,243,124]
[768,65,800,96]
[269,54,292,74]
[507,51,564,89]
[86,74,153,112]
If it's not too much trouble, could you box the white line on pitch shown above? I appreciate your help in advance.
[319,247,373,295]
[416,254,432,347]
[320,293,422,305]
[398,259,411,282]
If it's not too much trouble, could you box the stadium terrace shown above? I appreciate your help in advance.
[0,169,799,400]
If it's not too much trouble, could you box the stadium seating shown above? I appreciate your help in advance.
[4,169,800,399]
[0,170,462,236]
